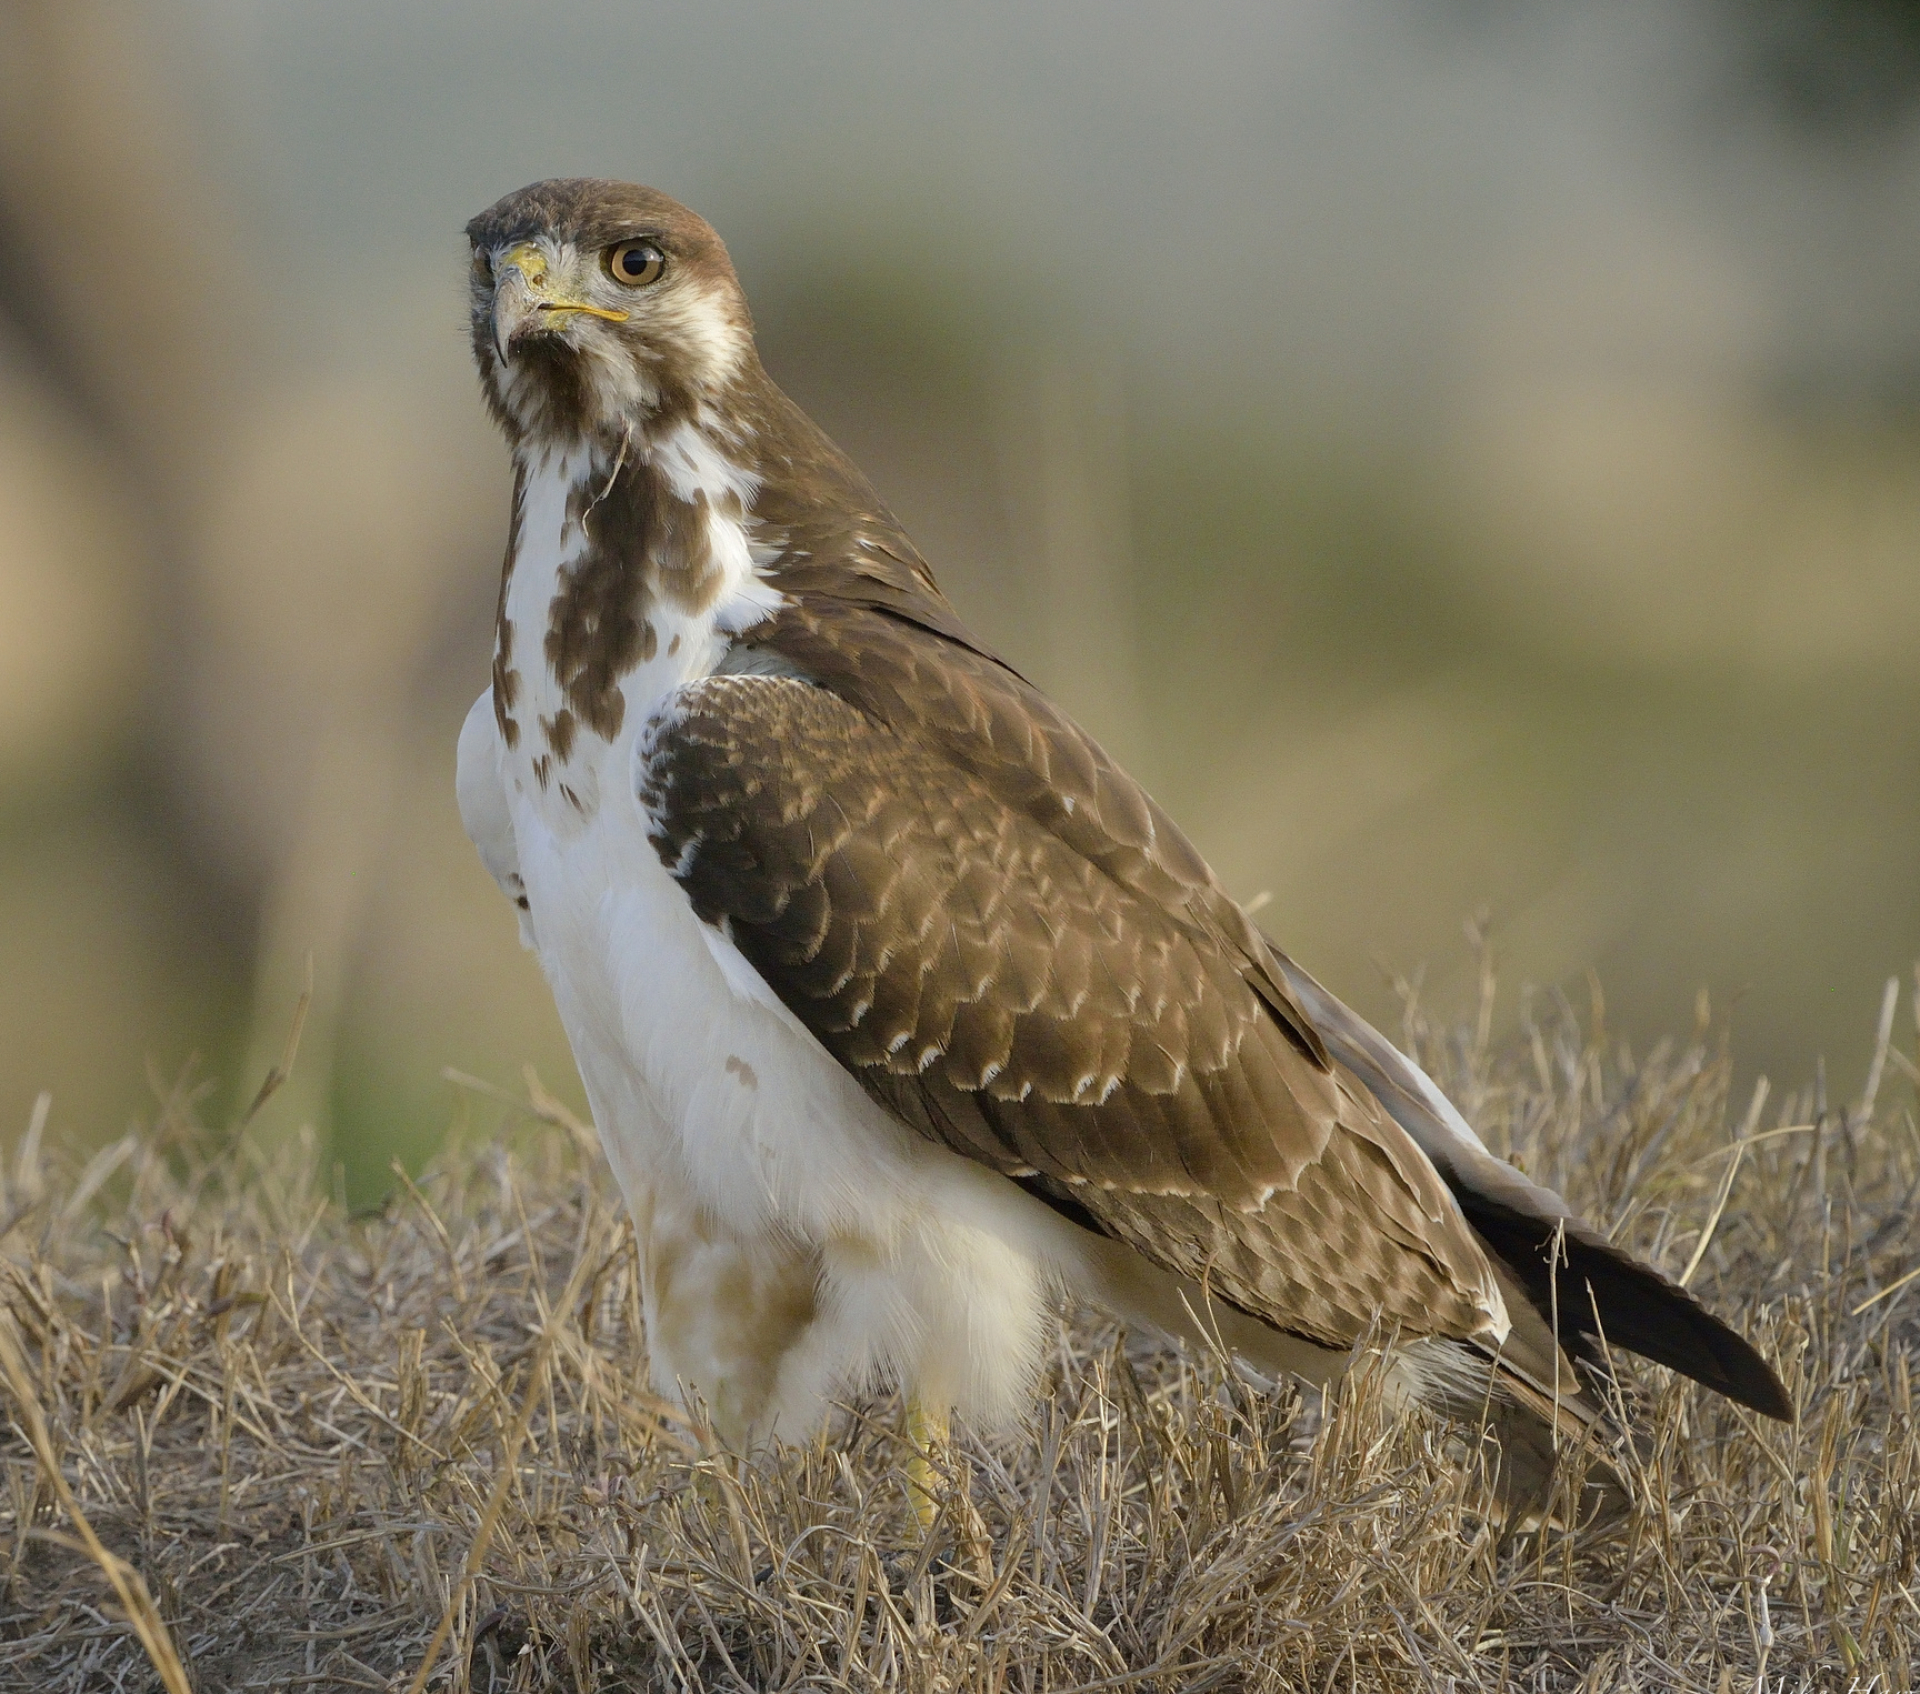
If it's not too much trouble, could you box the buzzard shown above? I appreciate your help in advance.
[456,179,1789,1516]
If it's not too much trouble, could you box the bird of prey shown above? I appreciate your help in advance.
[456,178,1789,1516]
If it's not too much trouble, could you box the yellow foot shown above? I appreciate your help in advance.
[903,1398,951,1533]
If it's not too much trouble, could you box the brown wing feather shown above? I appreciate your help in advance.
[639,667,1504,1351]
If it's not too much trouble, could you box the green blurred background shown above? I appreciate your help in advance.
[1,1,1916,1201]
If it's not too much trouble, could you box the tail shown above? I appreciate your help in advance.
[1269,945,1793,1431]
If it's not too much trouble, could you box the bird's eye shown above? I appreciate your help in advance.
[605,241,666,287]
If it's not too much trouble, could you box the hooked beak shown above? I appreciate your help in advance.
[490,243,630,363]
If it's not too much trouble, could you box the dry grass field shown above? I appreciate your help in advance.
[1,967,1917,1692]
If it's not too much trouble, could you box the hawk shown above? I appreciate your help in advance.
[456,179,1788,1513]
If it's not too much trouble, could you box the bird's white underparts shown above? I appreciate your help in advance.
[455,180,1790,1510]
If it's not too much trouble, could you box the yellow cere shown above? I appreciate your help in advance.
[500,242,548,283]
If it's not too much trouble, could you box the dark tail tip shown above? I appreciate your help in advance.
[1462,1195,1794,1422]
[1657,1296,1792,1421]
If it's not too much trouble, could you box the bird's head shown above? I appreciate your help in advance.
[466,179,754,446]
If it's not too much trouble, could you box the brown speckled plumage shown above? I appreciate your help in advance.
[463,179,1791,1462]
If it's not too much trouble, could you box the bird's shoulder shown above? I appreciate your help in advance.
[728,570,1329,1059]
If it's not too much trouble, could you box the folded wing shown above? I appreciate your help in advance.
[638,667,1506,1354]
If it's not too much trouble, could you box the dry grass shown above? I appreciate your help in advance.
[2,967,1918,1692]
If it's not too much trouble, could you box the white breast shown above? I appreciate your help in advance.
[487,423,1107,1443]
[498,423,843,1242]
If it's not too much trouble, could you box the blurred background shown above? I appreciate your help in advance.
[1,0,1916,1199]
